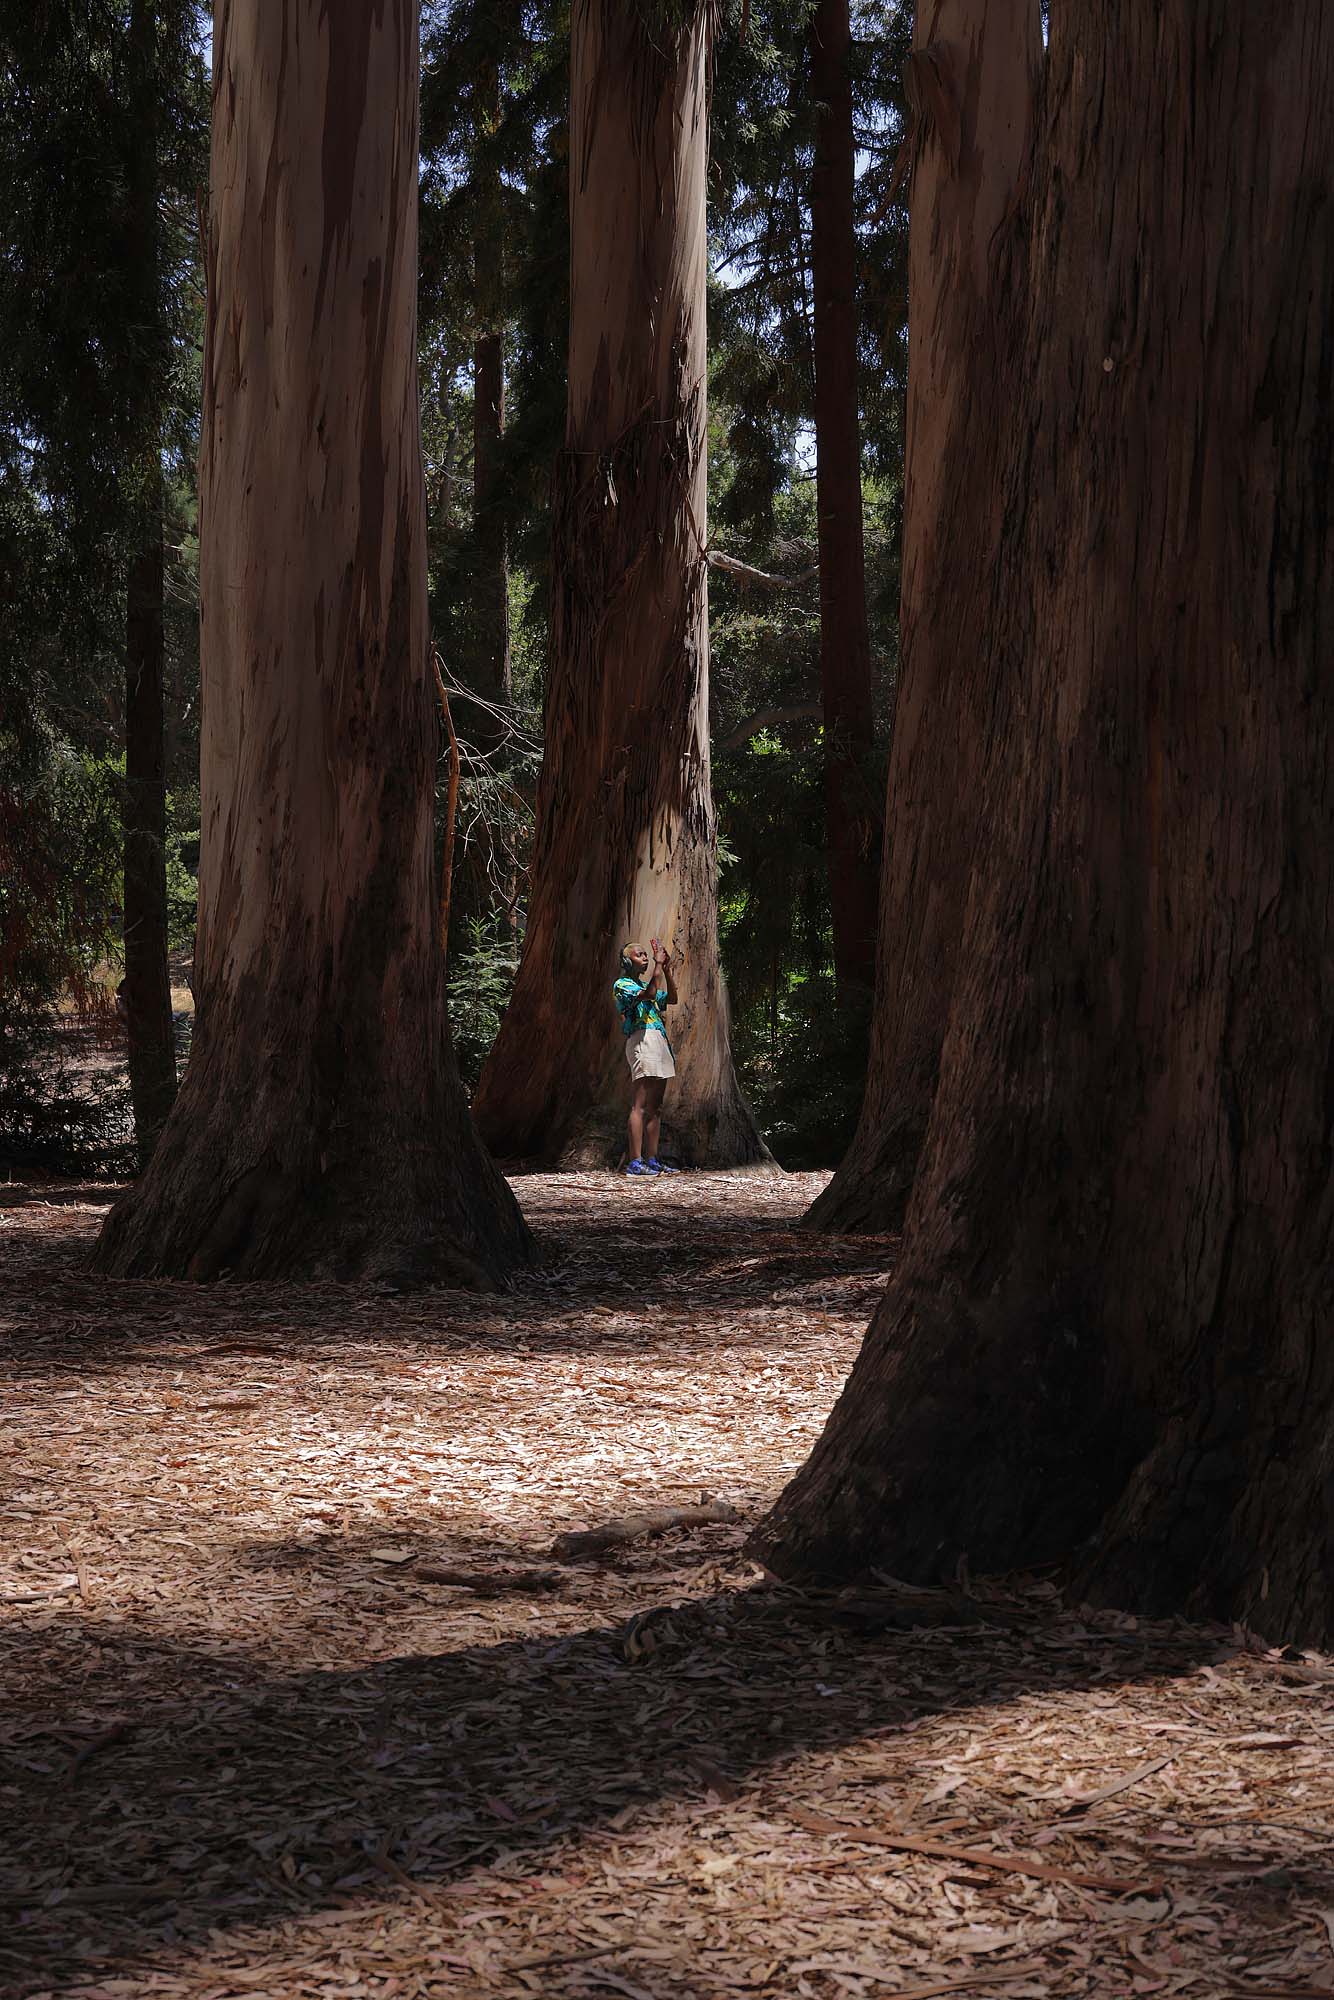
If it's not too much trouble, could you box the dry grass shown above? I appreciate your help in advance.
[1,1172,1332,2000]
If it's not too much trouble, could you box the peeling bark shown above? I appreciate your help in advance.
[808,0,1040,1229]
[758,3,1334,1646]
[93,0,531,1286]
[472,0,769,1172]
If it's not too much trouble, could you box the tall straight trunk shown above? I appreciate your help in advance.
[123,473,176,1163]
[757,2,1334,1647]
[807,0,1040,1229]
[94,0,531,1286]
[472,0,768,1171]
[471,56,511,728]
[122,0,177,1166]
[808,0,877,996]
[471,329,509,706]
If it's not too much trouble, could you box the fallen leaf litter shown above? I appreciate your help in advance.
[1,1170,1332,2000]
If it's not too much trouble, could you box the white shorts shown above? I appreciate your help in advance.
[625,1027,676,1081]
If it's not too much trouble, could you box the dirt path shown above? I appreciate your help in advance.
[2,1174,1332,2000]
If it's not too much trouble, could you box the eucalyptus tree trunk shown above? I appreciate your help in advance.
[808,0,1040,1229]
[122,0,177,1166]
[809,0,878,996]
[472,0,768,1171]
[471,55,511,733]
[94,0,531,1286]
[757,2,1334,1647]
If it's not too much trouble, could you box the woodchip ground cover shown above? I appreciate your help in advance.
[1,1173,1332,2000]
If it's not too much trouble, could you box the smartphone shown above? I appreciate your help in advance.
[650,935,662,958]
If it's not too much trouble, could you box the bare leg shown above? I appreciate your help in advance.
[628,1081,650,1161]
[645,1081,666,1161]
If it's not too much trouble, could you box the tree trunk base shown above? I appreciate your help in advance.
[553,1090,777,1174]
[802,1116,923,1232]
[750,1268,1334,1650]
[92,1067,532,1289]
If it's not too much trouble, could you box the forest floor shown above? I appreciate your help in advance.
[2,1172,1333,2000]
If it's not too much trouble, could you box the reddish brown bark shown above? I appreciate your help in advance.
[94,0,531,1286]
[470,56,511,725]
[809,0,877,995]
[807,0,1040,1229]
[121,0,177,1167]
[758,2,1334,1646]
[472,0,768,1171]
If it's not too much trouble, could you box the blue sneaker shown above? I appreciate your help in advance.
[647,1158,679,1174]
[624,1157,652,1176]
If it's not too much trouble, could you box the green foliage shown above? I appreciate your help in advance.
[447,915,521,1093]
[0,2,206,1163]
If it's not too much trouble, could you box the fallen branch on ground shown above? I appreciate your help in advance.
[788,1806,1154,1895]
[551,1500,740,1560]
[413,1563,564,1596]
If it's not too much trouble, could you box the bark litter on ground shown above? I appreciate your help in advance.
[1,1173,1332,2000]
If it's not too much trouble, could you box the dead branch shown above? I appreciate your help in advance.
[717,702,824,754]
[551,1499,740,1561]
[414,1563,564,1597]
[707,549,818,591]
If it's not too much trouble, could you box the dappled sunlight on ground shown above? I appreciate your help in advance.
[2,1175,1332,1999]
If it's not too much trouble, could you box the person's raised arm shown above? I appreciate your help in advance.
[658,946,678,1006]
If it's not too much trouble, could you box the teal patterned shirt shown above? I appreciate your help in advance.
[613,976,669,1039]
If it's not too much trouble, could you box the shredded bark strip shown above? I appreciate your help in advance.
[2,1172,1332,1999]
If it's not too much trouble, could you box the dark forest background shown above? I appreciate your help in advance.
[0,0,910,1175]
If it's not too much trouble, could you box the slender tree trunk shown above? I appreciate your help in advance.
[471,0,769,1171]
[809,0,877,996]
[123,473,177,1163]
[122,0,177,1166]
[471,56,511,727]
[807,0,1040,1229]
[756,3,1334,1647]
[94,0,531,1286]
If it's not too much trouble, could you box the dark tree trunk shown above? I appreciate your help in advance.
[757,2,1334,1648]
[93,0,531,1287]
[809,0,877,996]
[807,0,1040,1230]
[470,56,511,730]
[471,0,769,1172]
[121,0,177,1166]
[471,328,510,707]
[123,474,177,1163]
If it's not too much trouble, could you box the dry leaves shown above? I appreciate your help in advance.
[1,1171,1332,2000]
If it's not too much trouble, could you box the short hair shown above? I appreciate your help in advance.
[620,942,639,972]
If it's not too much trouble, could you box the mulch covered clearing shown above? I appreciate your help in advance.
[2,1171,1332,2000]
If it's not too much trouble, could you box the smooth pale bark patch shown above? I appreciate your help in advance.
[472,0,768,1172]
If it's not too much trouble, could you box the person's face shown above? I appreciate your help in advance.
[627,946,650,975]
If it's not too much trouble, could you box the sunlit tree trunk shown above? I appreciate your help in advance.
[758,2,1334,1648]
[808,0,1039,1228]
[809,0,877,995]
[122,0,177,1166]
[472,0,768,1170]
[94,0,531,1285]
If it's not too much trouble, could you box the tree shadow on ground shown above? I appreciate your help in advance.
[0,1198,898,1383]
[7,1576,1317,1997]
